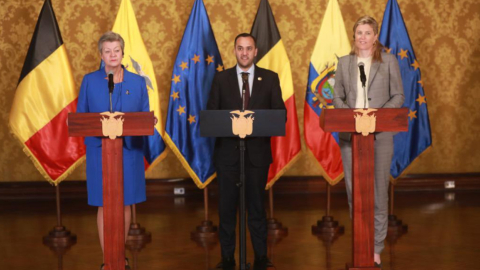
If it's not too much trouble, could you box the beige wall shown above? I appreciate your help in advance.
[1,0,479,182]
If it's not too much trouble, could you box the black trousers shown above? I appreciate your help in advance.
[216,154,269,259]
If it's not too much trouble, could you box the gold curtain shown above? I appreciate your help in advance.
[1,0,479,182]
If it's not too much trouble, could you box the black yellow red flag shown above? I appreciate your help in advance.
[251,0,301,189]
[9,0,85,184]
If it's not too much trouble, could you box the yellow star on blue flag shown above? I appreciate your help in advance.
[165,0,223,188]
[379,0,432,179]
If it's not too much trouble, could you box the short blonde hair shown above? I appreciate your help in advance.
[350,16,384,62]
[98,31,125,54]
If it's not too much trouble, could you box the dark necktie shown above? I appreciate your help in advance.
[241,72,250,110]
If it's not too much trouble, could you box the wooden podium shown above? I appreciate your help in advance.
[68,111,154,270]
[320,108,407,270]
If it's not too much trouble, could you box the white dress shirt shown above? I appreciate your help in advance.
[236,64,254,98]
[355,56,372,109]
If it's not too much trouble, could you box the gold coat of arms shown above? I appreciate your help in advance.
[100,112,125,140]
[353,108,377,136]
[230,110,255,138]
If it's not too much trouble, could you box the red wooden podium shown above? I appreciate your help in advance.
[320,108,407,270]
[68,112,154,270]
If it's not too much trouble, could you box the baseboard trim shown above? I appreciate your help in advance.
[1,173,479,200]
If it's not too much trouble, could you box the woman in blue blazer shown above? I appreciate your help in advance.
[77,31,149,268]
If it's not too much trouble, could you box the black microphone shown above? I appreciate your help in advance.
[108,71,114,94]
[107,71,114,112]
[358,62,368,108]
[358,62,366,88]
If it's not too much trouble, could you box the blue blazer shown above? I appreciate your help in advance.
[77,68,150,149]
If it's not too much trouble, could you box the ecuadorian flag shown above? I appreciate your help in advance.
[304,0,350,185]
[251,0,301,189]
[9,0,85,184]
[165,0,223,189]
[111,0,167,170]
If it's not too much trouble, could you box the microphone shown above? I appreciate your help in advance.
[358,62,366,88]
[108,71,114,94]
[358,62,367,108]
[107,71,114,112]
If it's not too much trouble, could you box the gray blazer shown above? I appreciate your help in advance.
[333,52,405,140]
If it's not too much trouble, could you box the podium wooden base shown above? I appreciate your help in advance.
[267,218,288,237]
[42,226,77,245]
[127,223,152,242]
[346,265,380,270]
[190,220,218,239]
[312,216,345,235]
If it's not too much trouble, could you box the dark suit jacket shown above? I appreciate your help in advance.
[207,65,286,167]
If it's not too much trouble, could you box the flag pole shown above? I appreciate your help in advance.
[43,217,76,270]
[316,218,343,270]
[266,189,289,268]
[126,233,150,270]
[191,220,218,269]
[190,187,218,240]
[311,180,344,236]
[42,184,77,246]
[204,187,209,221]
[267,187,288,238]
[387,183,408,236]
[127,204,152,243]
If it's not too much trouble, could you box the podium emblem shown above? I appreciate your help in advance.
[100,112,125,139]
[230,110,255,138]
[354,109,377,136]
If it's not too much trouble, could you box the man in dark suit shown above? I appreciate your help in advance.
[207,33,286,270]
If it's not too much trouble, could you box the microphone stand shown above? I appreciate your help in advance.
[358,63,367,109]
[109,92,113,113]
[108,73,114,113]
[238,81,249,270]
[363,84,367,109]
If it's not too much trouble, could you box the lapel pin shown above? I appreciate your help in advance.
[258,77,262,81]
[126,90,130,95]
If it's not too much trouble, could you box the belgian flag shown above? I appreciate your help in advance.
[9,0,85,184]
[251,0,301,189]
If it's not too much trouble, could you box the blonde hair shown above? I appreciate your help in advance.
[98,31,125,54]
[350,16,384,62]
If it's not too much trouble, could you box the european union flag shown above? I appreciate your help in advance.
[165,0,223,188]
[379,0,432,179]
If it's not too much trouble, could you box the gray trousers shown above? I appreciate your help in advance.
[340,135,393,254]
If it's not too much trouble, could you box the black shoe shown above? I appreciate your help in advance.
[215,257,236,270]
[374,262,382,269]
[253,256,274,270]
[125,257,131,270]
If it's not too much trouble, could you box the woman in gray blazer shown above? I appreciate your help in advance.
[333,16,405,268]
